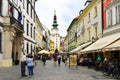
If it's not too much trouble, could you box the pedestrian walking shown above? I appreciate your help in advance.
[26,54,34,77]
[63,54,67,65]
[57,54,62,65]
[42,53,47,65]
[53,53,57,65]
[20,53,27,77]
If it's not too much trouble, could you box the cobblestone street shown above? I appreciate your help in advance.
[0,60,115,80]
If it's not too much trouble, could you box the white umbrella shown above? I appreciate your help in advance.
[38,50,50,54]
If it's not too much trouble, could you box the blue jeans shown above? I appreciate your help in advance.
[27,66,34,76]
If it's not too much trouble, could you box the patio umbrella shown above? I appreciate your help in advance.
[38,50,50,54]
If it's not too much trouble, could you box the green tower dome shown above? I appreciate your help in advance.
[52,10,58,29]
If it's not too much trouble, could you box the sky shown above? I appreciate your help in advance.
[35,0,86,37]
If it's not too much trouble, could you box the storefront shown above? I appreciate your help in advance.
[81,33,120,60]
[103,38,120,60]
[69,42,92,54]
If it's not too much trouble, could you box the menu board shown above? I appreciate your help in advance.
[69,54,77,68]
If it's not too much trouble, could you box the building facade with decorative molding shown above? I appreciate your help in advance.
[66,0,102,54]
[0,0,37,67]
[42,25,50,51]
[67,17,78,52]
[22,0,37,56]
[64,34,68,52]
[81,0,120,60]
[35,15,44,53]
[77,0,102,53]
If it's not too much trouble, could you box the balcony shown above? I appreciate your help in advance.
[10,17,24,31]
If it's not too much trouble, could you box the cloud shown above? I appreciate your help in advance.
[35,0,86,36]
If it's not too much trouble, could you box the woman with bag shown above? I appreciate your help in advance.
[26,54,34,77]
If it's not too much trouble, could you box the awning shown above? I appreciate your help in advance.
[105,39,120,51]
[69,42,92,53]
[81,33,120,53]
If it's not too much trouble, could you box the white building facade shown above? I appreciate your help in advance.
[22,0,36,55]
[51,28,60,51]
[0,0,37,67]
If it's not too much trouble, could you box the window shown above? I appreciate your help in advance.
[94,24,98,38]
[26,20,29,36]
[34,27,35,40]
[88,13,90,22]
[87,28,91,41]
[107,9,112,27]
[31,6,32,18]
[118,5,120,23]
[0,0,2,15]
[31,24,33,38]
[0,33,2,52]
[27,43,29,54]
[27,1,29,14]
[34,12,35,22]
[115,5,120,24]
[115,6,118,23]
[94,6,97,17]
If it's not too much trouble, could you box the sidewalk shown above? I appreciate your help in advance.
[0,60,115,80]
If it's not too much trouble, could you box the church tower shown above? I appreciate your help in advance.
[51,11,60,53]
[52,10,58,29]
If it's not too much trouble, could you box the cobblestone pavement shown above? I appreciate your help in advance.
[0,60,116,80]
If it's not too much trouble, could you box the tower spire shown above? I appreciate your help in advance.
[52,10,58,29]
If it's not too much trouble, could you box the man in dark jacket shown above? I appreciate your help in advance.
[42,53,46,65]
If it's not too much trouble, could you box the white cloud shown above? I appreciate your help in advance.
[35,0,86,36]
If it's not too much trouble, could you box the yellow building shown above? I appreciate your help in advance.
[67,0,102,54]
[77,0,102,44]
[35,15,44,53]
[82,0,120,60]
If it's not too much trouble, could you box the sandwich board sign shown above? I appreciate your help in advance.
[69,54,78,68]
